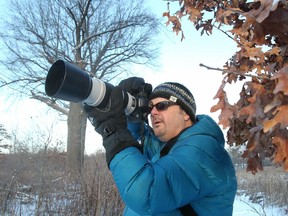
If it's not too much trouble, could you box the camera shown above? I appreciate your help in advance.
[45,60,152,119]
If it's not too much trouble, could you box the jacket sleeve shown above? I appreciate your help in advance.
[109,135,233,215]
[127,122,163,160]
[127,121,142,141]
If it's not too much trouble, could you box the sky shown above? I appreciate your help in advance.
[0,0,241,154]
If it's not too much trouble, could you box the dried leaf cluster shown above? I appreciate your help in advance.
[164,0,288,173]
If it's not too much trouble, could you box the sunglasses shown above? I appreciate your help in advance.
[148,101,177,113]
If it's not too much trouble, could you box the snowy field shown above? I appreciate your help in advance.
[233,193,286,216]
[12,193,288,216]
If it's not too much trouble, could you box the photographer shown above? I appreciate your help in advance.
[83,77,237,216]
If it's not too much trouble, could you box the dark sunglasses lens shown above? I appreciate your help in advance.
[148,101,175,113]
[155,101,168,111]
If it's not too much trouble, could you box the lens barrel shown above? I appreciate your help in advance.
[45,60,92,103]
[45,60,144,116]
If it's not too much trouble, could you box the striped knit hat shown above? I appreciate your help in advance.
[150,82,196,122]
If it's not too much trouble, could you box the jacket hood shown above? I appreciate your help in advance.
[182,114,225,146]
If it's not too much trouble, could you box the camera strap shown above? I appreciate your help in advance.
[140,121,146,147]
[160,129,198,216]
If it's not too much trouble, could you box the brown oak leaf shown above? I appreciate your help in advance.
[272,66,288,95]
[272,136,288,171]
[263,105,288,132]
[243,0,279,23]
[211,82,236,129]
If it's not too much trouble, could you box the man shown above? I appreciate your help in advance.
[83,77,237,216]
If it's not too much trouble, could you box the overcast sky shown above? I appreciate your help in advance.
[0,0,240,154]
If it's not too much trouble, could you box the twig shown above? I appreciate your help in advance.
[199,63,270,79]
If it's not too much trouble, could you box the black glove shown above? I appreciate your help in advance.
[83,86,141,165]
[118,77,146,95]
[118,77,152,122]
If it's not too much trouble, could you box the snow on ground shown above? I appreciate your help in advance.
[233,193,286,216]
[7,190,288,215]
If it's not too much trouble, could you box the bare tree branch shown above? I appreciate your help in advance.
[30,92,69,115]
[0,0,160,172]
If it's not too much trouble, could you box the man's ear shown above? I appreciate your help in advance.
[183,111,190,121]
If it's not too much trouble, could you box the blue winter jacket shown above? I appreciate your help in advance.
[109,115,237,216]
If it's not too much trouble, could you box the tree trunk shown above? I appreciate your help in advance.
[66,102,87,173]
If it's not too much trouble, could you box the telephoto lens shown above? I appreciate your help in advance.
[45,60,146,116]
[45,60,113,108]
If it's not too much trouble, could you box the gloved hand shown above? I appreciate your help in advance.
[83,86,141,165]
[118,77,152,123]
[83,86,126,136]
[118,77,146,95]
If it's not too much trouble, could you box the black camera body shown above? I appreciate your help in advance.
[45,60,152,120]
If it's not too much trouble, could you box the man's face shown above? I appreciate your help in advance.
[149,97,192,142]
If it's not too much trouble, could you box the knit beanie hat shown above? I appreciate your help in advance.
[149,82,196,122]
